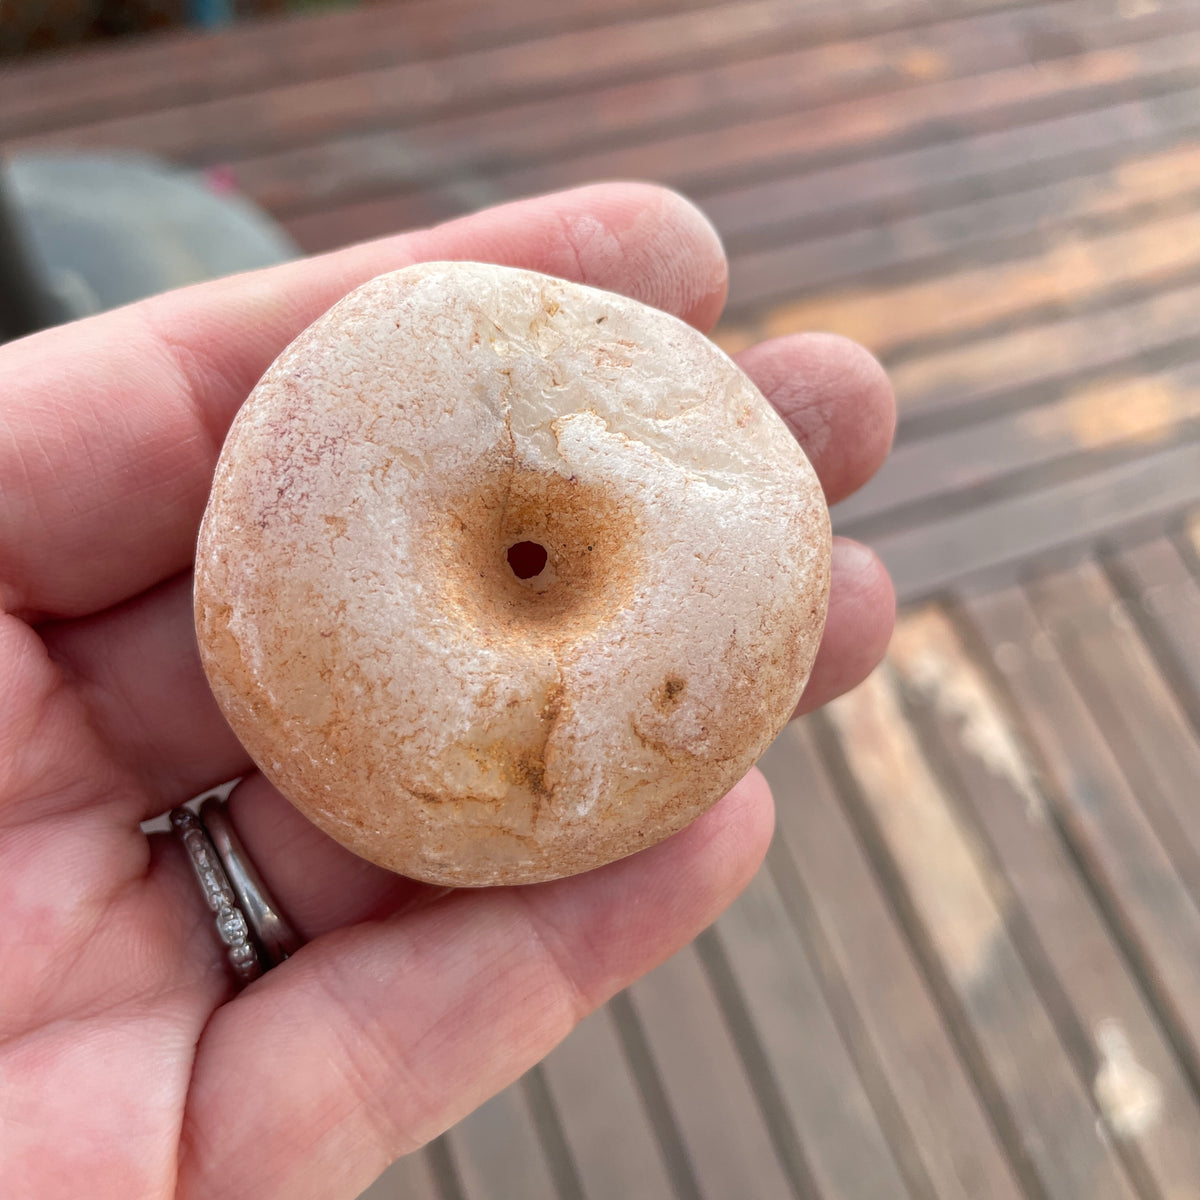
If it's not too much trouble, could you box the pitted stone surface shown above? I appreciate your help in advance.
[195,262,831,885]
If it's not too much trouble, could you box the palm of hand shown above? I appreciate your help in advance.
[0,185,894,1200]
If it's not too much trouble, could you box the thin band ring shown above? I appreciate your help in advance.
[200,797,303,969]
[170,807,262,985]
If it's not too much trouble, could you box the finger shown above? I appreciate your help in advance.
[795,538,896,717]
[226,771,442,940]
[41,573,254,803]
[175,770,773,1200]
[0,183,727,622]
[735,332,895,506]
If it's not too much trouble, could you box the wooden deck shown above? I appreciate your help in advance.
[6,1,1200,1195]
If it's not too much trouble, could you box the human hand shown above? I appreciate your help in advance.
[0,183,895,1200]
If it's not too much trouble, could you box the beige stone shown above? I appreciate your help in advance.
[195,262,831,885]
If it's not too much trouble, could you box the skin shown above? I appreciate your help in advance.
[0,183,895,1200]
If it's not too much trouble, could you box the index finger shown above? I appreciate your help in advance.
[0,183,727,621]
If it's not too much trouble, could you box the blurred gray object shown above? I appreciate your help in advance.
[0,152,298,340]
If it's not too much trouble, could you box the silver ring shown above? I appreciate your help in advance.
[200,798,303,968]
[170,807,262,985]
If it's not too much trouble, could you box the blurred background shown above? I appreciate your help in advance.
[4,1,1200,1197]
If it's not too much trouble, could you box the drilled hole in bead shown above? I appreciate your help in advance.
[507,541,548,580]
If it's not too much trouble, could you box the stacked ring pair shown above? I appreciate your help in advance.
[171,801,302,985]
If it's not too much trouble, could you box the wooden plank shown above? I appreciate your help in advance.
[357,1147,443,1200]
[284,44,1200,255]
[231,0,1069,216]
[1108,535,1200,729]
[9,0,1035,164]
[283,192,474,255]
[962,584,1200,1090]
[763,725,1025,1200]
[706,74,1200,248]
[6,1,842,160]
[445,1082,559,1200]
[1028,561,1200,899]
[825,668,1139,1200]
[763,202,1200,355]
[890,606,1200,1196]
[729,138,1200,308]
[0,0,721,136]
[494,30,1200,212]
[2,0,1135,142]
[889,277,1200,426]
[539,1006,675,1200]
[239,33,916,217]
[867,436,1200,603]
[216,0,1189,218]
[706,862,914,1199]
[625,942,794,1200]
[834,367,1200,532]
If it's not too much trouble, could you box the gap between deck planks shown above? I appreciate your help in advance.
[443,1078,562,1199]
[357,1142,444,1200]
[883,278,1200,433]
[15,0,1200,261]
[697,881,910,1198]
[1027,562,1200,902]
[539,1006,676,1200]
[753,203,1200,360]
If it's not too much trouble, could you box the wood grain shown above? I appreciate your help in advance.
[1028,561,1200,899]
[836,367,1200,532]
[867,437,1200,602]
[626,943,794,1200]
[729,138,1200,309]
[888,276,1200,426]
[221,0,1196,219]
[539,1006,675,1200]
[499,31,1200,210]
[762,726,1024,1200]
[891,605,1200,1197]
[11,0,1043,162]
[708,860,913,1198]
[445,1083,559,1200]
[356,1147,443,1200]
[764,202,1200,355]
[0,0,721,137]
[964,583,1200,1089]
[826,668,1139,1200]
[1108,535,1200,732]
